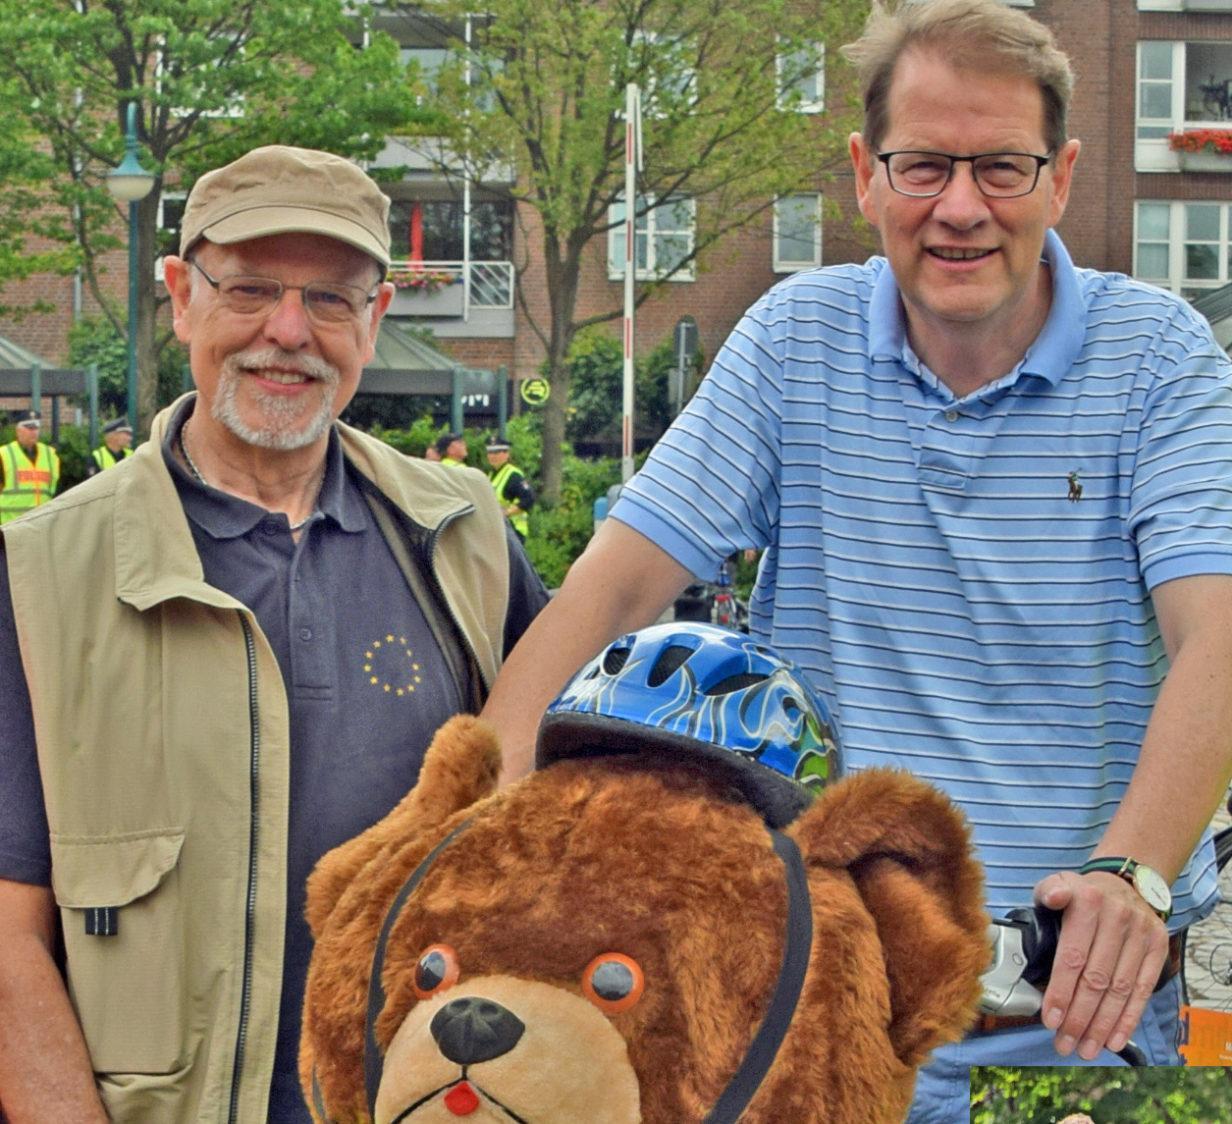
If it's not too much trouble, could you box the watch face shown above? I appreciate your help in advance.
[1132,864,1172,913]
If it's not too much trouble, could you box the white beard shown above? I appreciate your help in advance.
[212,347,341,451]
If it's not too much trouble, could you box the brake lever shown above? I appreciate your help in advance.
[980,905,1061,1018]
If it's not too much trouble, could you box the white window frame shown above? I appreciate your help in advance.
[607,194,696,282]
[775,40,824,114]
[1134,199,1232,298]
[1138,2,1232,11]
[630,30,697,115]
[1136,39,1232,171]
[773,193,822,273]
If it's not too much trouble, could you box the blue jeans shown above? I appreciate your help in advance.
[905,975,1183,1124]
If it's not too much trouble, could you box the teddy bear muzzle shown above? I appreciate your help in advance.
[374,978,643,1124]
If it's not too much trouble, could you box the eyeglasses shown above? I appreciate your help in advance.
[187,258,380,325]
[876,150,1054,199]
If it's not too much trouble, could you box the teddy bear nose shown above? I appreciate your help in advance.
[430,997,526,1065]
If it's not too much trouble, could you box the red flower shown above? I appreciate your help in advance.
[1168,128,1232,156]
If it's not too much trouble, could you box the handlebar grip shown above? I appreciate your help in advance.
[1004,904,1063,986]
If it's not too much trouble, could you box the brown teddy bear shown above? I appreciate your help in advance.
[300,715,988,1123]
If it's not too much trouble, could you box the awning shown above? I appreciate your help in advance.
[361,319,498,397]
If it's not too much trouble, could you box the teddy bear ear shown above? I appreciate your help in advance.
[789,768,988,1066]
[303,714,501,938]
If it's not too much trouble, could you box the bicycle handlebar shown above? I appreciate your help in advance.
[981,905,1150,1066]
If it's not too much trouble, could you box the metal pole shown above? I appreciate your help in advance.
[621,83,641,484]
[126,198,139,429]
[124,104,140,430]
[30,362,41,418]
[88,364,99,449]
[497,364,508,438]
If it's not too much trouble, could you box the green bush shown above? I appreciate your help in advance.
[67,315,190,414]
[524,450,620,588]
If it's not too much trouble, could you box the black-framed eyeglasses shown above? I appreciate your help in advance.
[876,150,1054,199]
[187,258,380,325]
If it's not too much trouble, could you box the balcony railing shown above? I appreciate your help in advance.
[387,259,514,315]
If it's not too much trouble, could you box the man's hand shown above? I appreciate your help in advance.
[1033,869,1170,1059]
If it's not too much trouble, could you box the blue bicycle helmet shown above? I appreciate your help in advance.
[536,622,842,828]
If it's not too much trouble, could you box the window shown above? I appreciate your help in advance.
[1137,40,1232,139]
[776,41,824,113]
[773,194,821,272]
[1134,200,1232,298]
[608,195,695,281]
[630,31,696,115]
[388,199,514,262]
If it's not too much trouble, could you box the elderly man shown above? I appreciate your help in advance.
[0,145,547,1123]
[86,416,134,476]
[0,411,60,523]
[480,1,1232,1118]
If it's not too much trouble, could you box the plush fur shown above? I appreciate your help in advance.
[301,715,988,1123]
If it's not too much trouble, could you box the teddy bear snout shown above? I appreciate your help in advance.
[430,996,527,1066]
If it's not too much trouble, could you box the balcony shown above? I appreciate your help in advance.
[386,260,515,338]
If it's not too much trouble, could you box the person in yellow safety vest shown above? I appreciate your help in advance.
[436,431,468,467]
[486,439,534,541]
[0,411,60,525]
[86,416,135,477]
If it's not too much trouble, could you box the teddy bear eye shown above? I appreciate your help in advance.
[413,944,460,1000]
[581,953,644,1015]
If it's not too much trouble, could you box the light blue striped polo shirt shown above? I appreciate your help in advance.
[613,230,1232,928]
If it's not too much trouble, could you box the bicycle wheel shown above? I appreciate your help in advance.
[1182,824,1232,1011]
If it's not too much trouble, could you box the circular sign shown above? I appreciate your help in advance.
[520,377,551,407]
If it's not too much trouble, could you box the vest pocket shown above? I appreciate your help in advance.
[49,829,188,1075]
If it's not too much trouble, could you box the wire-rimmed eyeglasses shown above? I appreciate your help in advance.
[876,150,1054,199]
[187,258,380,325]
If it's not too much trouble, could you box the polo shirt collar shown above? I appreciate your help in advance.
[162,399,367,541]
[867,228,1085,387]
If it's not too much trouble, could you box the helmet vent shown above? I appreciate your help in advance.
[704,672,766,697]
[603,647,632,675]
[647,644,695,687]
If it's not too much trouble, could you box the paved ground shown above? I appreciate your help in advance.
[1183,795,1232,1011]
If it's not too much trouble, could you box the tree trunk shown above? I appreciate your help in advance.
[135,190,161,435]
[537,233,581,506]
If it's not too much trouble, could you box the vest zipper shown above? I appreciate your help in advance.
[229,613,261,1124]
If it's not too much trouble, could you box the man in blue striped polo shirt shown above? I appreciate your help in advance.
[483,0,1232,1116]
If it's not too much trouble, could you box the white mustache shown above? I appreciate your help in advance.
[225,347,340,383]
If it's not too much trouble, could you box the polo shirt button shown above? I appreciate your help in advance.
[945,410,959,422]
[299,627,312,641]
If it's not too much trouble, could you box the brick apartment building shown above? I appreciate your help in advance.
[4,0,1232,414]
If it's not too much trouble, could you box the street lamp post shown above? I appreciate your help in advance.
[106,102,155,431]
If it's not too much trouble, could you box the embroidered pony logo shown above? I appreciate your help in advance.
[1067,471,1083,502]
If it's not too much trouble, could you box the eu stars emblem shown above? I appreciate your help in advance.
[362,634,423,697]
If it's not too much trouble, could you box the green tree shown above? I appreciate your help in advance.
[0,0,424,432]
[971,1065,1232,1124]
[395,0,867,502]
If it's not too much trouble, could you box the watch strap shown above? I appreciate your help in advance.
[1078,856,1171,921]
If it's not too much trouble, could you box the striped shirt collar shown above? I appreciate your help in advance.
[868,228,1086,388]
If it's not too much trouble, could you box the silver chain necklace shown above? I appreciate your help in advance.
[179,420,319,533]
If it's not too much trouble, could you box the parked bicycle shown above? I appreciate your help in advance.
[710,557,749,632]
[1180,792,1232,1012]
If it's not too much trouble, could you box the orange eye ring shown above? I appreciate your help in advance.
[582,952,645,1015]
[413,944,460,1000]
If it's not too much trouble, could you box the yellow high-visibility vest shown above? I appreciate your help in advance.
[0,440,60,524]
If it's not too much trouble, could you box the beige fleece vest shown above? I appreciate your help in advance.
[2,399,509,1121]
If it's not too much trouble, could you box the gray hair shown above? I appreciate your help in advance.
[841,0,1074,155]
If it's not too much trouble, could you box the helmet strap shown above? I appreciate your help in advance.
[703,828,813,1123]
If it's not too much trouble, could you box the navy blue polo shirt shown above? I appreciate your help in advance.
[0,402,548,1122]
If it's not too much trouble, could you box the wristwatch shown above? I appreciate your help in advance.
[1078,857,1172,922]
